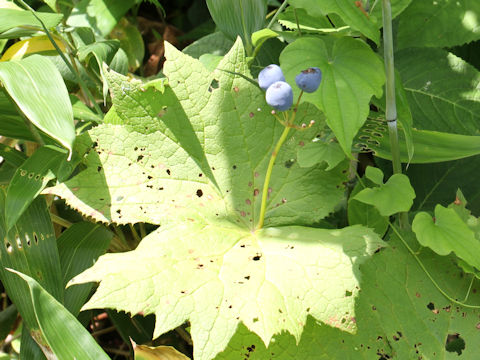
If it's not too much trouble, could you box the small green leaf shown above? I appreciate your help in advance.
[251,28,277,47]
[364,166,384,185]
[289,0,379,43]
[0,55,75,157]
[7,269,110,360]
[280,36,385,157]
[0,9,63,37]
[353,167,415,216]
[348,180,388,236]
[413,205,480,270]
[297,140,345,170]
[134,343,190,360]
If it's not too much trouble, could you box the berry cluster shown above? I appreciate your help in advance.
[258,64,322,112]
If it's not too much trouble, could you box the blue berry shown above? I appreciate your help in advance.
[265,81,293,111]
[295,67,322,93]
[258,64,285,90]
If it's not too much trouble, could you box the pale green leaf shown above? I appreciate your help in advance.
[396,48,480,135]
[46,39,387,360]
[71,223,384,360]
[0,55,75,157]
[46,39,347,227]
[413,205,480,270]
[397,0,480,49]
[280,36,385,156]
[289,0,380,43]
[8,269,110,360]
[353,167,415,216]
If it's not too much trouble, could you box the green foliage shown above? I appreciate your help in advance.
[280,36,385,156]
[353,166,415,216]
[2,1,480,359]
[0,55,76,157]
[397,0,480,49]
[289,0,380,43]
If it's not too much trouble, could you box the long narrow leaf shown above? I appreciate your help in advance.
[0,55,75,157]
[7,269,110,360]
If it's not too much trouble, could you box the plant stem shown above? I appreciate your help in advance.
[50,213,72,228]
[257,125,291,230]
[382,0,408,228]
[267,0,289,29]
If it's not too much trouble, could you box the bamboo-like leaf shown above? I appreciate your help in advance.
[7,269,110,360]
[6,146,68,231]
[0,55,75,157]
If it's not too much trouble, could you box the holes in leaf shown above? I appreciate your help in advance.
[5,239,12,253]
[284,159,295,168]
[25,234,31,246]
[359,135,370,140]
[232,165,237,170]
[372,132,384,137]
[27,172,34,179]
[208,79,219,92]
[252,317,259,323]
[97,166,102,172]
[137,155,144,162]
[252,254,262,261]
[345,290,352,297]
[166,169,171,176]
[426,302,435,310]
[367,139,381,146]
[33,233,39,244]
[445,333,465,355]
[196,189,203,198]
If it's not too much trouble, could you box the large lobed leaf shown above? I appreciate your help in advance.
[46,39,347,227]
[71,223,384,360]
[51,39,386,359]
